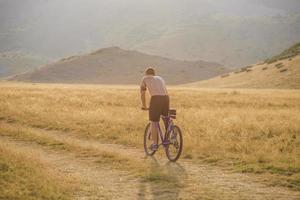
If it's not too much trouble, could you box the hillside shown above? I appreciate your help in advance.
[265,43,300,64]
[185,44,300,89]
[9,47,226,84]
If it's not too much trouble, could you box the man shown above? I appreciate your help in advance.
[140,67,169,151]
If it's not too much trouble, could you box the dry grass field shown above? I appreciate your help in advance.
[0,142,74,200]
[0,82,300,199]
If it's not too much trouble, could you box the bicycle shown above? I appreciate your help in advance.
[143,108,183,162]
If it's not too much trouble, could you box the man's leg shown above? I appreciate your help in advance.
[151,121,158,145]
[149,96,160,148]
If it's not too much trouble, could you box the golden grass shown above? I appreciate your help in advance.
[0,142,73,200]
[0,82,300,188]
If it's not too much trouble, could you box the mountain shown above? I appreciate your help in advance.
[9,47,227,84]
[0,52,48,79]
[1,0,300,67]
[185,43,300,89]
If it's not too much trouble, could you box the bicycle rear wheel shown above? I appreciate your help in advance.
[166,125,183,162]
[144,123,158,156]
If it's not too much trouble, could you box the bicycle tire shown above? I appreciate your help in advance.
[166,125,183,162]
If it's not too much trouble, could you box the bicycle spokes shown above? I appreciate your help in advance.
[169,131,177,143]
[165,125,183,162]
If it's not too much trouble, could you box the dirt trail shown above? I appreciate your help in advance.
[0,137,141,200]
[1,125,300,200]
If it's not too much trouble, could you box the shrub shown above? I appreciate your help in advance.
[221,74,229,78]
[240,65,253,72]
[275,63,284,68]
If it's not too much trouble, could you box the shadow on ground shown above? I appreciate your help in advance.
[137,156,187,199]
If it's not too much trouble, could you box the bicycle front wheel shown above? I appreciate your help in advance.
[144,123,158,156]
[166,125,183,162]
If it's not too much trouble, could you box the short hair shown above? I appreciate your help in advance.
[145,67,155,75]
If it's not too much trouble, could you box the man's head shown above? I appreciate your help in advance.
[145,67,155,76]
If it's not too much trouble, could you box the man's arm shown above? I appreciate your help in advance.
[141,90,147,109]
[140,77,147,109]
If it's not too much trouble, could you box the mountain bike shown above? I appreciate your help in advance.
[143,109,183,162]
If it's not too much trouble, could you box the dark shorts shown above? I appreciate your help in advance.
[149,95,169,122]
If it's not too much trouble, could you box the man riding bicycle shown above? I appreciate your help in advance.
[140,67,169,151]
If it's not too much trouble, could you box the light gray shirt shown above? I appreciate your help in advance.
[140,75,168,96]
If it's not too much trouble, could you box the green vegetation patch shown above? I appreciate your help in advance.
[234,162,300,190]
[275,63,284,68]
[221,74,230,78]
[234,65,253,74]
[142,168,176,184]
[280,69,288,73]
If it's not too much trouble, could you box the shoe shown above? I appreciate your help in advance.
[150,144,158,151]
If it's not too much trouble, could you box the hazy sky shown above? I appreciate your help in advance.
[1,0,300,66]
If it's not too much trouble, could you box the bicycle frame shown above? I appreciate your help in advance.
[155,116,174,148]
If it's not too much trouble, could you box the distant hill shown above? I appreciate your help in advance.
[185,43,300,89]
[0,52,47,79]
[1,0,300,67]
[9,47,227,84]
